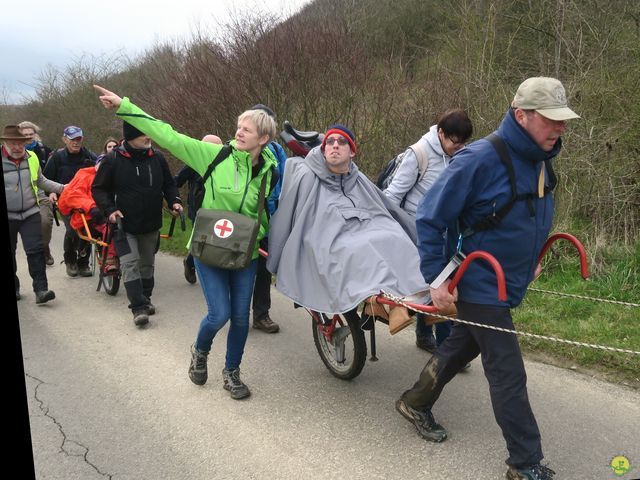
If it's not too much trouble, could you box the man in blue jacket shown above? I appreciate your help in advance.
[395,77,580,480]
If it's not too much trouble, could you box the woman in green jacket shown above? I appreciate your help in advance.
[94,85,278,400]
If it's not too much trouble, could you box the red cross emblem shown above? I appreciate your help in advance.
[214,219,234,238]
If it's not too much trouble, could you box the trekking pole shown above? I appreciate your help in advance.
[51,201,60,226]
[160,208,178,239]
[179,211,186,232]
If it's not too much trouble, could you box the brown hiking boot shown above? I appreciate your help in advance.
[253,315,280,333]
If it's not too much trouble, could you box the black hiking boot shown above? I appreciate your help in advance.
[65,262,78,277]
[188,344,208,385]
[35,290,55,304]
[78,264,93,277]
[222,368,251,399]
[395,399,447,442]
[183,258,197,284]
[506,464,555,480]
[132,309,149,327]
[416,334,437,353]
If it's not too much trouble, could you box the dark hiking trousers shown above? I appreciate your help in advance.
[252,237,271,321]
[62,214,90,267]
[9,213,48,293]
[401,301,543,469]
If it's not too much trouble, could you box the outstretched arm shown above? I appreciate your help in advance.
[93,85,220,176]
[94,85,122,110]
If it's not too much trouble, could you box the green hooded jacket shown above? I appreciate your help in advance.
[116,97,278,258]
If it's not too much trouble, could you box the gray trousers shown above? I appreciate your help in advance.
[115,230,159,311]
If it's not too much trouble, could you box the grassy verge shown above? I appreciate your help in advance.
[514,242,639,388]
[158,211,192,256]
[158,211,639,387]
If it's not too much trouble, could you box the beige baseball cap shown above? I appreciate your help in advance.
[512,77,580,121]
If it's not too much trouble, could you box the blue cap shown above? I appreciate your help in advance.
[63,126,83,139]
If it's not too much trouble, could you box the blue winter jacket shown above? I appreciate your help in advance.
[267,141,287,216]
[416,109,560,307]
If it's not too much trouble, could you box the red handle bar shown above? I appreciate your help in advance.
[537,233,589,280]
[377,250,507,313]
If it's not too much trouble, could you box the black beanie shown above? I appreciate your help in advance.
[123,122,145,141]
[251,104,275,118]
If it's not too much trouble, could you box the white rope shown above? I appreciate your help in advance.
[380,291,640,356]
[528,288,640,307]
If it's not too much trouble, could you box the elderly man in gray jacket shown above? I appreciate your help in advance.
[2,125,64,303]
[383,109,473,352]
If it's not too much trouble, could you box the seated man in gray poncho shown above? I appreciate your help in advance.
[266,124,428,333]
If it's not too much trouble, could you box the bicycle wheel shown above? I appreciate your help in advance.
[103,272,120,296]
[312,311,367,380]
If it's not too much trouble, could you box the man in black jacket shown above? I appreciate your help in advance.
[92,121,182,327]
[44,126,97,277]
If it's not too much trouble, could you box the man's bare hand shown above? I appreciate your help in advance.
[170,203,183,217]
[533,263,542,281]
[93,85,122,110]
[430,279,458,311]
[109,210,124,224]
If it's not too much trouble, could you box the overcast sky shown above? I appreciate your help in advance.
[1,0,311,104]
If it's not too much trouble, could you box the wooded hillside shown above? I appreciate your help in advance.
[2,0,638,253]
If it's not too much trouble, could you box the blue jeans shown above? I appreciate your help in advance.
[416,314,452,346]
[194,258,258,369]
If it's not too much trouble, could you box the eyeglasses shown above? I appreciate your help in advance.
[325,136,349,146]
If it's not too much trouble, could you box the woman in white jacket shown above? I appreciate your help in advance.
[383,109,472,352]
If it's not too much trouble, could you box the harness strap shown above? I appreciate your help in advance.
[462,134,557,238]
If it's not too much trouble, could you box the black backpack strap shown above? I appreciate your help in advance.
[487,134,516,197]
[462,134,518,237]
[254,169,270,229]
[202,143,232,183]
[462,134,558,238]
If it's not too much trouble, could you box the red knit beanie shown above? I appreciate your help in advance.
[321,124,357,153]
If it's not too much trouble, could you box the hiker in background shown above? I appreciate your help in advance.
[3,125,64,304]
[383,109,473,354]
[174,134,222,285]
[44,126,97,277]
[92,121,182,328]
[249,104,288,335]
[96,137,119,163]
[396,77,580,480]
[19,121,56,267]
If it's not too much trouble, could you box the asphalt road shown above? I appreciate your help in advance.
[16,228,640,479]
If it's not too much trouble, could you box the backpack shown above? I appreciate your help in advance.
[376,141,429,208]
[193,143,280,212]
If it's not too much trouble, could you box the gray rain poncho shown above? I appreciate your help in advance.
[266,146,428,314]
